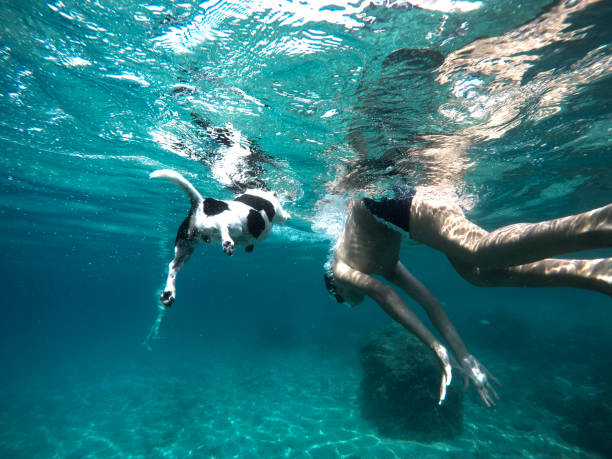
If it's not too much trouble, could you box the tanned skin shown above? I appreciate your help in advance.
[330,191,611,406]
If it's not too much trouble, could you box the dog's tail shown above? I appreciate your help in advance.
[150,169,203,208]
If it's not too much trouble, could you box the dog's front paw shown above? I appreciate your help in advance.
[222,240,234,256]
[160,290,175,307]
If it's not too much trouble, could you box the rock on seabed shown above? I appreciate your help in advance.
[359,324,463,442]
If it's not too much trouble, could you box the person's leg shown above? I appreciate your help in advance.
[449,256,612,296]
[410,193,611,268]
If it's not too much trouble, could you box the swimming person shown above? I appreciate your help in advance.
[325,186,611,407]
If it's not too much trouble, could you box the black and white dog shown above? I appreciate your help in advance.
[151,169,290,307]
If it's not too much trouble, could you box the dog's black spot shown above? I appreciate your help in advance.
[175,215,192,244]
[203,198,229,216]
[235,194,275,221]
[246,209,265,239]
[245,244,254,253]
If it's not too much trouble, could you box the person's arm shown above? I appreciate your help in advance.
[334,261,452,404]
[389,262,499,407]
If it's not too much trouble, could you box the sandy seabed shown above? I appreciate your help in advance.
[0,341,602,459]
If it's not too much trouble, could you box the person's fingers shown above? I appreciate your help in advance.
[445,364,453,386]
[481,363,501,386]
[482,389,495,408]
[438,376,448,405]
[485,369,501,387]
[479,389,492,408]
[487,382,500,400]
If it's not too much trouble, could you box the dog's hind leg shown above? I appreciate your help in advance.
[161,240,195,307]
[161,223,197,307]
[151,169,205,306]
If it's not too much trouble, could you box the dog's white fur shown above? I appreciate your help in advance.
[151,169,290,306]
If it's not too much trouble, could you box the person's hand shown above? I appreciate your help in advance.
[432,343,453,405]
[460,355,500,407]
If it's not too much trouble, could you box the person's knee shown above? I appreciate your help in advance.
[447,257,489,286]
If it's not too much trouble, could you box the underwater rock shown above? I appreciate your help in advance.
[359,324,463,442]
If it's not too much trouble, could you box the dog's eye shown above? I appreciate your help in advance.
[273,191,278,197]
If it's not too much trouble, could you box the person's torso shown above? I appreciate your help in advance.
[335,199,402,277]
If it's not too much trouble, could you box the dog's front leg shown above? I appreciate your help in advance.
[161,239,195,307]
[219,225,235,256]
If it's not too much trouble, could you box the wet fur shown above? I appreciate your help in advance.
[151,169,290,306]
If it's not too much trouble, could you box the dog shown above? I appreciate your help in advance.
[151,169,290,307]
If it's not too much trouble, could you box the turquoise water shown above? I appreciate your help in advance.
[1,0,611,457]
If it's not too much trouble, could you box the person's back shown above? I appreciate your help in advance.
[333,199,402,278]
